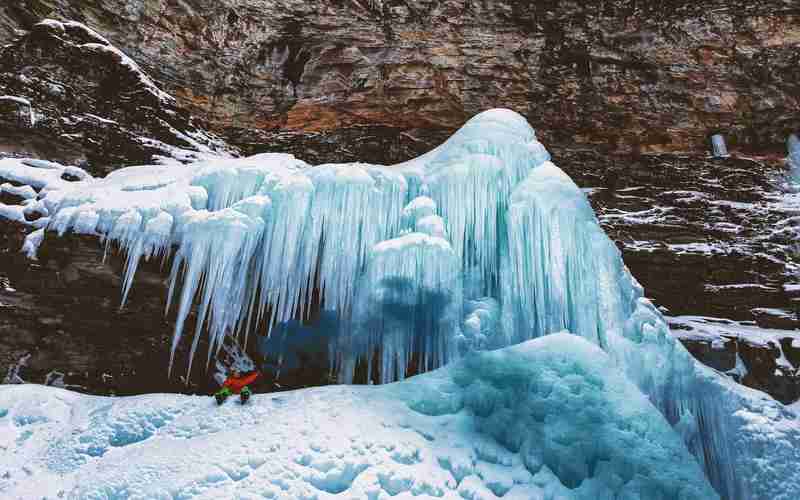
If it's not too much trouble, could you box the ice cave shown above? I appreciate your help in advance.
[1,110,798,500]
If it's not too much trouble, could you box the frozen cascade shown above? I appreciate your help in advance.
[337,231,462,384]
[299,165,407,316]
[8,108,797,499]
[168,207,265,374]
[497,157,800,500]
[501,162,618,348]
[788,133,800,180]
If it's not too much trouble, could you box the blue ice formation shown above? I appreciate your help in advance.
[788,133,800,179]
[16,109,800,499]
[710,134,730,158]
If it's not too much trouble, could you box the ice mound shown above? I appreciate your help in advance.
[0,334,718,499]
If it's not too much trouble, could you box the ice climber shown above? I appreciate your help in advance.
[215,368,260,405]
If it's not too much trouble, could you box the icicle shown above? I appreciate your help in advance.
[336,232,463,384]
[788,133,800,180]
[501,162,608,347]
[119,211,174,306]
[710,134,730,158]
[165,208,265,376]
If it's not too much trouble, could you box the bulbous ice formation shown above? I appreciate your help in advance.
[337,230,463,384]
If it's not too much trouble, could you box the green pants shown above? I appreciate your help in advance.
[215,386,251,405]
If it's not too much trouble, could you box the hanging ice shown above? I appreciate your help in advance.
[336,229,463,384]
[711,134,730,158]
[501,162,617,348]
[788,133,800,179]
[12,108,799,500]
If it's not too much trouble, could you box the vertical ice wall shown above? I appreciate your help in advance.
[501,162,615,348]
[337,230,463,384]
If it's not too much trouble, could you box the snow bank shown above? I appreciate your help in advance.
[0,158,88,191]
[0,334,718,500]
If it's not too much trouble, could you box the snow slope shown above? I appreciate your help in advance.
[0,334,718,500]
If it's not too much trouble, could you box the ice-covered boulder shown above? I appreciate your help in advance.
[0,334,719,500]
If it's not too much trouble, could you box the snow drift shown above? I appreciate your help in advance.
[1,109,799,499]
[0,334,718,499]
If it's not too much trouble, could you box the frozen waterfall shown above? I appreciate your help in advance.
[789,133,800,179]
[14,108,798,500]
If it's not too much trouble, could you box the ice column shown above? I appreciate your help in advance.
[710,134,730,158]
[336,197,462,384]
[501,162,614,348]
[788,133,800,177]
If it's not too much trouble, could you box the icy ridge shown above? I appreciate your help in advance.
[33,19,175,105]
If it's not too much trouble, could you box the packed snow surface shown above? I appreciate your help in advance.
[0,334,719,500]
[3,109,800,499]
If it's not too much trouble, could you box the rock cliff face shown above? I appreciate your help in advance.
[0,18,233,174]
[1,2,799,402]
[2,0,798,162]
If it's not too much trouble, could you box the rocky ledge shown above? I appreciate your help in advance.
[0,225,325,396]
[0,19,233,174]
[2,1,799,161]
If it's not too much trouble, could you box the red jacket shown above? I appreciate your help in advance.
[222,371,259,393]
